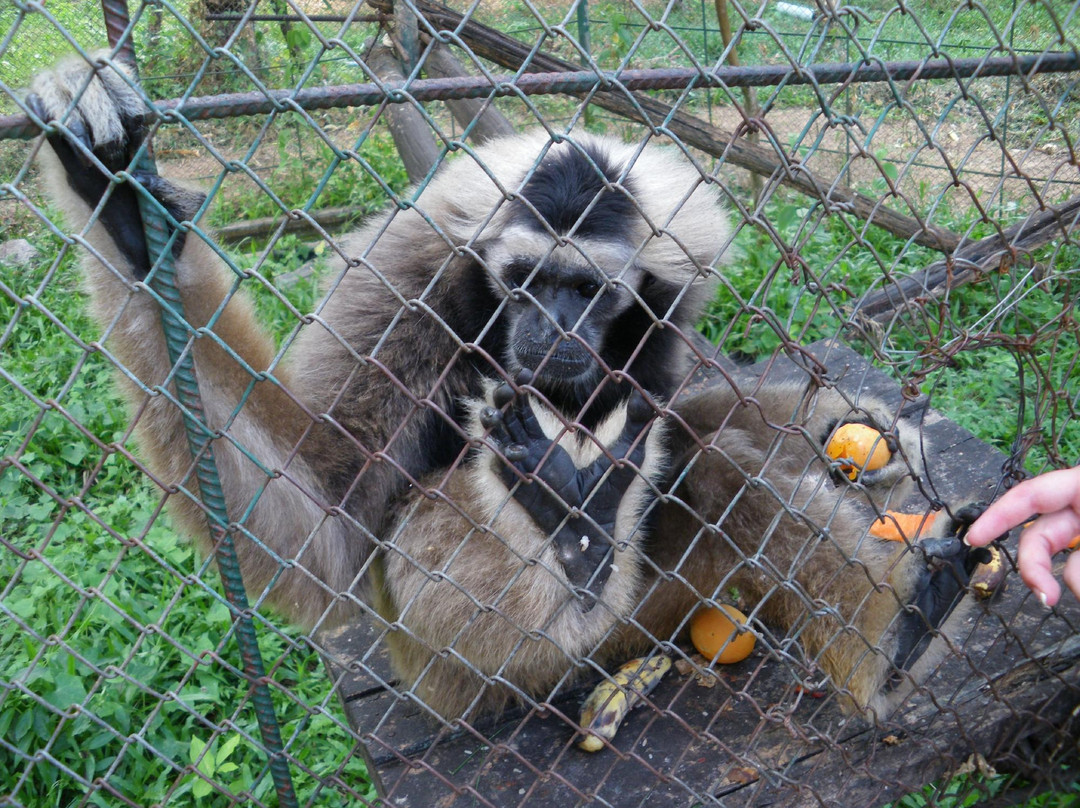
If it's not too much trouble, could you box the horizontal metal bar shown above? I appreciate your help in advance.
[3,51,1077,140]
[205,13,388,23]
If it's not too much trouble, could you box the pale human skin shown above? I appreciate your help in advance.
[965,466,1080,607]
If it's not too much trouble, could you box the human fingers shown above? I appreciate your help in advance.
[965,468,1080,546]
[1015,509,1080,607]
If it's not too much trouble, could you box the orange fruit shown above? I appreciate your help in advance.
[826,423,891,480]
[690,605,756,663]
[870,510,939,541]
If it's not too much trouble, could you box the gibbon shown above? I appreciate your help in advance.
[24,53,986,722]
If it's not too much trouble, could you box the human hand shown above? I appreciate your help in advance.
[965,467,1080,607]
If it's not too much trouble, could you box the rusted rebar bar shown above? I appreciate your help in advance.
[4,52,1077,141]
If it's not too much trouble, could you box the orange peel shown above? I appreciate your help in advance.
[870,511,939,542]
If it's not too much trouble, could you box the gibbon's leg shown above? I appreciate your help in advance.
[640,381,988,716]
[379,385,659,719]
[27,55,361,628]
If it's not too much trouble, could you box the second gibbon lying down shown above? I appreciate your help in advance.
[27,54,988,721]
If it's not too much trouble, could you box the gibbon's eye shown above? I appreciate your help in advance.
[504,259,534,290]
[577,281,601,298]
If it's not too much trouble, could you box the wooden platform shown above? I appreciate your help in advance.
[320,340,1080,807]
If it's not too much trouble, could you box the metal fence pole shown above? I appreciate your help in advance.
[97,2,299,805]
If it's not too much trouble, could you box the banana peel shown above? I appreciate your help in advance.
[578,655,671,752]
[970,545,1006,598]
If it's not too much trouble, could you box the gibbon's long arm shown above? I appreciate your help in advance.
[29,56,364,627]
[647,382,990,716]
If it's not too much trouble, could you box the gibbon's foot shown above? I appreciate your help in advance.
[891,507,993,675]
[27,59,203,278]
[480,371,653,607]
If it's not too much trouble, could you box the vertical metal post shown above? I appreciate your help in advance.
[576,0,592,126]
[97,3,299,806]
[576,0,591,63]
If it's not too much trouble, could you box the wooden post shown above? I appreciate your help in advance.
[422,41,516,143]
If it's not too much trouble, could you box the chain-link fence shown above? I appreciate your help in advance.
[1,1,1078,806]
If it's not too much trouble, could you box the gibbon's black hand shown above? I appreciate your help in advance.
[892,505,993,672]
[26,90,197,279]
[27,90,154,276]
[480,371,653,608]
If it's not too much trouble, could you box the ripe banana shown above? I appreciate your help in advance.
[578,654,672,752]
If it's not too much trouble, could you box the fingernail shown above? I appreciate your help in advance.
[1038,591,1050,610]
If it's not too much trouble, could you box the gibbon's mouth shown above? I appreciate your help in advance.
[513,341,594,380]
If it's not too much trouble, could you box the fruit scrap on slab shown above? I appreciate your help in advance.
[826,423,892,480]
[690,604,756,664]
[870,511,940,542]
[578,655,671,752]
[971,545,1007,599]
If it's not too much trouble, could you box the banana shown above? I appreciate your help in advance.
[971,544,1006,598]
[577,655,672,752]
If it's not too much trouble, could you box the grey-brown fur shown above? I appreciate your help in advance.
[27,52,977,723]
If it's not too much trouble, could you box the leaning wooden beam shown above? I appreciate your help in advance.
[851,193,1080,322]
[367,40,440,182]
[422,41,517,143]
[378,0,961,255]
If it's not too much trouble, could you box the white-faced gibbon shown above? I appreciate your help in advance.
[24,54,987,721]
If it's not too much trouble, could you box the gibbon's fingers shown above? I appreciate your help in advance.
[965,468,1080,547]
[1017,509,1080,607]
[579,395,653,521]
[28,68,156,277]
[492,380,516,411]
[27,93,91,163]
[892,536,990,670]
[478,403,533,471]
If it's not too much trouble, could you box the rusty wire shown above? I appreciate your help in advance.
[3,52,1080,141]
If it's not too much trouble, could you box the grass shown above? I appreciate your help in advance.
[700,189,1080,471]
[0,1,1078,806]
[0,234,375,807]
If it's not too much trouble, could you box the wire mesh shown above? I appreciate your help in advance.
[1,1,1078,807]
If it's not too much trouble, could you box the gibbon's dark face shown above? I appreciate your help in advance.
[484,144,686,416]
[502,253,625,382]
